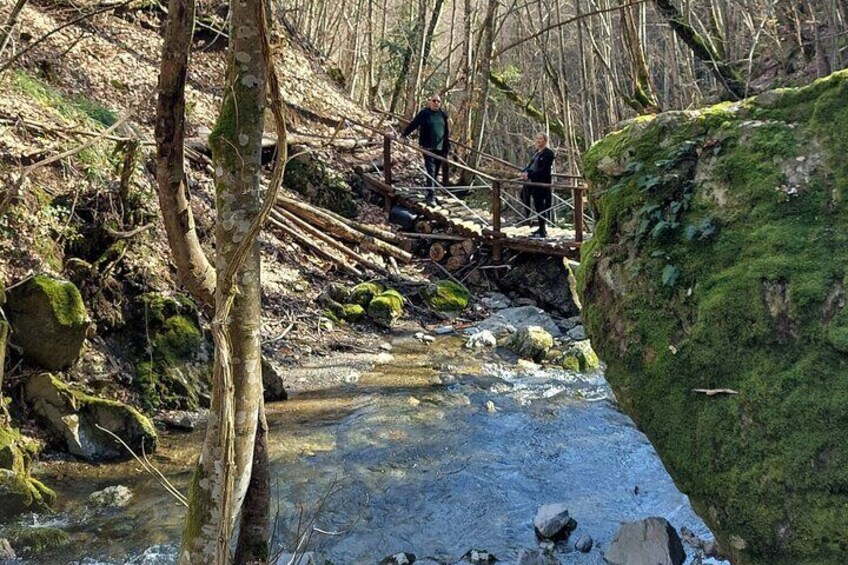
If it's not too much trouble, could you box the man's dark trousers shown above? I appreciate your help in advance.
[424,152,442,200]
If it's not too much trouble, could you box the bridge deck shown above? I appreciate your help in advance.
[360,173,583,259]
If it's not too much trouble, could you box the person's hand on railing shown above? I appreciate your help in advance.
[520,172,528,181]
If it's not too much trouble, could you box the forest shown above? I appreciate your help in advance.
[1,0,847,564]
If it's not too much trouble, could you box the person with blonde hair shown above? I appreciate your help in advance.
[520,132,555,237]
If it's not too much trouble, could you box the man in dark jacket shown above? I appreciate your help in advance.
[402,94,450,205]
[520,132,555,237]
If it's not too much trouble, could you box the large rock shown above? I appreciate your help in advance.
[5,275,90,370]
[604,518,685,565]
[0,422,55,518]
[508,326,554,362]
[500,255,581,317]
[349,281,384,307]
[580,71,848,563]
[368,289,404,327]
[472,306,562,337]
[25,373,158,461]
[262,358,288,402]
[533,503,577,540]
[422,280,470,313]
[131,293,211,412]
[516,549,556,565]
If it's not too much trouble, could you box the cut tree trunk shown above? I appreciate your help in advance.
[429,242,447,262]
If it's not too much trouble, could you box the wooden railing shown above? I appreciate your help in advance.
[345,116,591,246]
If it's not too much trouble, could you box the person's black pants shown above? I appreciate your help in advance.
[423,152,443,198]
[529,185,552,233]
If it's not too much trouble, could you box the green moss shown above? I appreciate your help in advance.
[508,326,554,362]
[423,280,470,313]
[0,422,54,513]
[342,303,365,322]
[283,158,357,218]
[367,290,404,328]
[8,527,69,554]
[133,293,208,412]
[30,275,88,327]
[349,282,384,307]
[579,71,848,563]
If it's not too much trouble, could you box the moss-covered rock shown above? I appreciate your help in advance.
[25,373,157,461]
[283,155,356,217]
[342,303,365,322]
[423,280,471,313]
[131,293,210,412]
[7,527,69,555]
[559,340,601,372]
[507,326,554,362]
[579,70,848,564]
[367,289,404,328]
[0,422,54,518]
[349,282,384,307]
[5,275,91,370]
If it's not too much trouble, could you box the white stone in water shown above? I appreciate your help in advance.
[485,400,497,413]
[89,485,133,508]
[435,325,454,334]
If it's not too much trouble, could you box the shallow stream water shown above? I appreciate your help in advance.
[3,336,726,564]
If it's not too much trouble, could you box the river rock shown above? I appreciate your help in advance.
[5,275,91,370]
[516,549,556,565]
[0,538,14,560]
[566,325,587,341]
[580,70,848,564]
[461,549,497,563]
[368,289,404,327]
[434,325,455,335]
[559,340,601,372]
[499,255,581,317]
[349,282,384,307]
[466,330,497,348]
[604,518,685,565]
[422,280,470,312]
[508,326,554,362]
[24,373,158,461]
[378,552,416,564]
[262,358,288,402]
[472,307,562,338]
[89,485,133,508]
[156,409,205,431]
[533,503,576,540]
[480,292,511,310]
[574,533,594,553]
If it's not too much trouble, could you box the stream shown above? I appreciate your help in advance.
[2,336,727,564]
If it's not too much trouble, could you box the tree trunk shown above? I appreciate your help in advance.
[0,320,8,393]
[155,0,216,310]
[234,400,270,564]
[178,0,267,560]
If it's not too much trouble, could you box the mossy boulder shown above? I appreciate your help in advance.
[0,422,54,518]
[131,293,210,412]
[559,340,600,372]
[367,289,404,328]
[423,280,471,313]
[283,155,356,217]
[24,373,157,461]
[6,527,69,555]
[349,282,384,307]
[507,326,554,362]
[579,70,848,564]
[5,275,91,370]
[342,303,365,322]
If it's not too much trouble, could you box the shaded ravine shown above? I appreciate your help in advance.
[3,337,727,564]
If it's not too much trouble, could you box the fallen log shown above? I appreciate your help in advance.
[267,215,362,276]
[429,243,447,262]
[275,197,412,263]
[272,208,391,277]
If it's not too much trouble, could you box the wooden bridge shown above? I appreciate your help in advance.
[348,116,591,261]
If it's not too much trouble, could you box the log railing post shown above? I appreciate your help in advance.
[491,179,503,264]
[573,183,584,243]
[383,135,393,186]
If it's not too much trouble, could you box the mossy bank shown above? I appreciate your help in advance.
[579,70,848,564]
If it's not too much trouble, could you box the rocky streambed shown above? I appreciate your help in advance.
[0,300,728,564]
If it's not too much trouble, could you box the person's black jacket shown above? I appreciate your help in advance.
[402,108,450,155]
[523,147,555,185]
